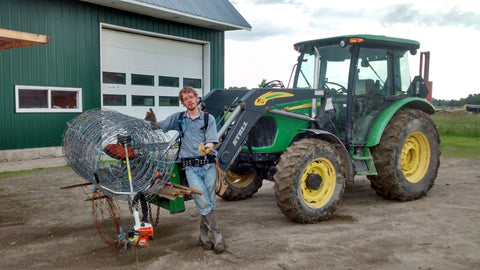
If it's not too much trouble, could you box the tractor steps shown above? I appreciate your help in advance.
[352,147,377,176]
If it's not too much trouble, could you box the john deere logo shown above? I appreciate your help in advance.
[254,91,294,106]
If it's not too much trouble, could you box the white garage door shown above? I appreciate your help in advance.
[101,28,207,120]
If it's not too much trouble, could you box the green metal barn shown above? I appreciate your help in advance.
[0,0,250,161]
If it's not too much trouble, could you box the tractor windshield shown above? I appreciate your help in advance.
[294,45,351,93]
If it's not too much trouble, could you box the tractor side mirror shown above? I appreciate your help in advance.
[408,76,429,98]
[360,58,369,68]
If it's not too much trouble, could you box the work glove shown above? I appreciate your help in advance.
[145,108,160,129]
[199,143,214,155]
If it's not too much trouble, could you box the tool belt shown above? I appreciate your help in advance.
[181,155,216,167]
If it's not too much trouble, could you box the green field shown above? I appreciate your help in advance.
[432,111,480,159]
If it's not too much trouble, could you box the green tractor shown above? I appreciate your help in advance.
[202,34,440,223]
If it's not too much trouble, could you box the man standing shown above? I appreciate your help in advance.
[145,86,225,254]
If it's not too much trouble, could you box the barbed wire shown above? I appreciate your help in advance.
[62,109,177,201]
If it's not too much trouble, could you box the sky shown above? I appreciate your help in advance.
[225,0,480,100]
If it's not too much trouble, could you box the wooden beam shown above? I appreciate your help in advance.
[0,28,49,50]
[155,182,204,201]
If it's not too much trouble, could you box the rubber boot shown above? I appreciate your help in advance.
[199,215,213,250]
[204,211,225,254]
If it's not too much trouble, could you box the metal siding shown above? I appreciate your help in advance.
[0,0,224,150]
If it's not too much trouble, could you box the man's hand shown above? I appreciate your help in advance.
[145,108,160,129]
[145,108,157,122]
[199,143,214,155]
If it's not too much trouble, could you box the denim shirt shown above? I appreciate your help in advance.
[158,110,218,159]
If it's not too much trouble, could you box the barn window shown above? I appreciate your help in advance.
[132,74,154,86]
[103,94,126,106]
[183,78,202,88]
[158,96,179,106]
[132,95,154,106]
[159,76,179,87]
[15,85,82,113]
[103,72,126,84]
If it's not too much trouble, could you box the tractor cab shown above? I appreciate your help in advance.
[292,35,427,145]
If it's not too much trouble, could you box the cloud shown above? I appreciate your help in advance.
[227,20,296,41]
[381,4,480,30]
[247,0,300,5]
[309,6,367,18]
[306,7,371,31]
[226,1,304,41]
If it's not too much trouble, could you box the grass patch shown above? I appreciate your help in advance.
[432,111,480,159]
[0,165,70,179]
[432,111,480,137]
[439,135,480,159]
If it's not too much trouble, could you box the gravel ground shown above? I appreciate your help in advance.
[0,157,479,269]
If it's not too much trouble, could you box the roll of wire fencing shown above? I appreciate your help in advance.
[62,109,178,201]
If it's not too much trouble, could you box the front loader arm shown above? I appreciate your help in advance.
[202,88,326,172]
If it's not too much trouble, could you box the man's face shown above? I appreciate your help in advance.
[181,92,198,110]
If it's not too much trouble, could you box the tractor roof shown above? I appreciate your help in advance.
[294,34,420,53]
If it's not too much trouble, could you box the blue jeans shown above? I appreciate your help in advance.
[185,163,217,216]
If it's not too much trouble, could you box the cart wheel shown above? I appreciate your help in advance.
[91,190,123,252]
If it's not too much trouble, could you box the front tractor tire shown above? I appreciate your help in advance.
[218,170,263,201]
[368,109,440,201]
[273,138,347,223]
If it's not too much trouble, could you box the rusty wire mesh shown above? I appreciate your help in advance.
[62,109,177,201]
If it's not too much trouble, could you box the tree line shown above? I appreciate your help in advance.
[433,93,480,107]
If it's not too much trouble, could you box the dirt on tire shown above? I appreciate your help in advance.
[1,157,479,269]
[273,138,347,222]
[369,109,440,200]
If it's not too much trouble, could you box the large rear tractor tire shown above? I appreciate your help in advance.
[273,138,347,223]
[368,109,440,201]
[218,170,263,201]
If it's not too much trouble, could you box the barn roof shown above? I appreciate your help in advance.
[82,0,251,31]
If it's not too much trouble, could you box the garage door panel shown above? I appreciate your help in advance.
[101,28,206,119]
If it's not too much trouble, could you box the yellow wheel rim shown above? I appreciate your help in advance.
[300,158,336,208]
[226,170,256,188]
[401,131,431,183]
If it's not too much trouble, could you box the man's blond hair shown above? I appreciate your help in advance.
[178,86,198,102]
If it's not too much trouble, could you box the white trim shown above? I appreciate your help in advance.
[82,0,251,31]
[15,85,83,113]
[100,23,211,45]
[202,43,211,96]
